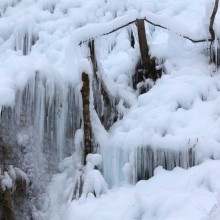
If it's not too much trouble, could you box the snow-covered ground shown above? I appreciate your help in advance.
[66,160,220,220]
[1,0,220,219]
[47,159,220,220]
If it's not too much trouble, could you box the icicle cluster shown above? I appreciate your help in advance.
[14,31,38,55]
[0,73,82,194]
[100,145,197,187]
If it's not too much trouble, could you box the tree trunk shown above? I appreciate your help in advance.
[136,19,149,68]
[136,19,159,81]
[81,72,92,165]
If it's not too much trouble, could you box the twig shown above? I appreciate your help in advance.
[15,193,48,217]
[143,18,213,43]
[102,19,137,36]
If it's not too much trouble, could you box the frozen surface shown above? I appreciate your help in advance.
[0,0,220,219]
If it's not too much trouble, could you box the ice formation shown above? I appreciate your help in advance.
[0,0,220,219]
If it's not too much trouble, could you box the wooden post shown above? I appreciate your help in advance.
[81,72,92,165]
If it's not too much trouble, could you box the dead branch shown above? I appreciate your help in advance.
[209,0,219,41]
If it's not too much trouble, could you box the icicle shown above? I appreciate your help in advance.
[41,0,58,14]
[0,0,20,15]
[14,23,38,56]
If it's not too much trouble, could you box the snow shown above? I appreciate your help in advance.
[80,169,108,200]
[1,171,13,191]
[0,0,215,110]
[80,154,108,200]
[64,160,220,220]
[86,154,102,167]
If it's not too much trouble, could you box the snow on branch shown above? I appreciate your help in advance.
[79,11,219,45]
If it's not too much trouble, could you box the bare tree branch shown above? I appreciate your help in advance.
[179,36,212,43]
[144,18,168,30]
[102,19,137,36]
[209,0,219,41]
